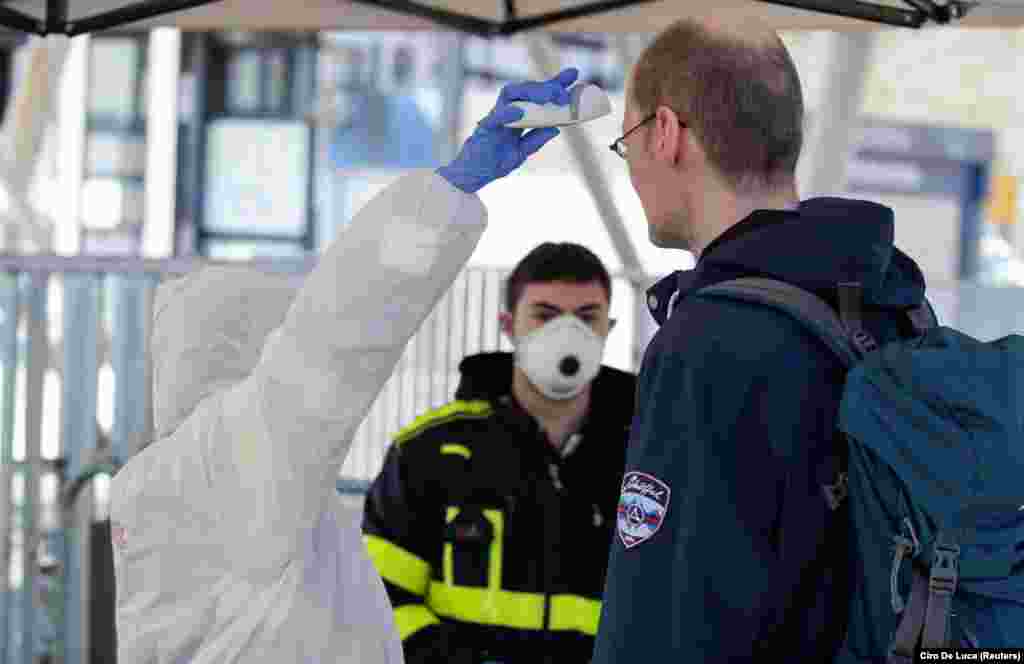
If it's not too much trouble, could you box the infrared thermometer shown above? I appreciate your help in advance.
[505,82,612,128]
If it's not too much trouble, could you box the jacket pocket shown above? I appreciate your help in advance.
[442,505,504,589]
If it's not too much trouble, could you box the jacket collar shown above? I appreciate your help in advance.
[646,208,798,327]
[454,351,635,430]
[646,271,688,327]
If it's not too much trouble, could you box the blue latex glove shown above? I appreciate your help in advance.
[437,68,579,194]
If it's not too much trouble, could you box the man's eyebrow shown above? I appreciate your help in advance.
[531,302,604,313]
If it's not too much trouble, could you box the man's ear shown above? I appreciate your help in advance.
[499,312,514,338]
[654,105,683,165]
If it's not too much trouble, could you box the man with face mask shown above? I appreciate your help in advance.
[362,242,637,664]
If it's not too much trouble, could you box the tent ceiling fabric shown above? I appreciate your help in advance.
[0,0,1023,35]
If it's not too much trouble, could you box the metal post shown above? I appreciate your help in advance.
[442,33,467,163]
[55,35,89,257]
[0,35,74,253]
[22,273,48,664]
[0,271,19,664]
[142,28,182,260]
[111,276,151,463]
[181,33,209,257]
[2,38,62,195]
[795,31,876,199]
[60,274,99,664]
[416,301,430,416]
[443,275,457,401]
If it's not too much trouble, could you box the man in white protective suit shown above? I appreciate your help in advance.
[108,68,581,664]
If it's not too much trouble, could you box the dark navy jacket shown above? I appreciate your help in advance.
[591,198,930,663]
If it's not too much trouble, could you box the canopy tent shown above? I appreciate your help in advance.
[0,0,1023,36]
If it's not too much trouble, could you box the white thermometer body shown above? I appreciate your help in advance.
[505,82,612,128]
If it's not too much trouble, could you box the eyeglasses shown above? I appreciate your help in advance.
[609,113,655,159]
[609,111,686,159]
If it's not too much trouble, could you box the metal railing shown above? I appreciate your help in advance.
[1,252,1023,664]
[0,252,638,664]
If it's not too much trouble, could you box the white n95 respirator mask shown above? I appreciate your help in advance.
[514,314,606,400]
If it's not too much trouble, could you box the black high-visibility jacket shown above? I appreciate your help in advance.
[362,351,636,664]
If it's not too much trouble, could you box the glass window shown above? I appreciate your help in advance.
[226,50,263,113]
[81,178,144,229]
[87,132,147,177]
[265,49,289,113]
[203,118,310,237]
[317,34,446,172]
[88,38,140,121]
[315,33,457,245]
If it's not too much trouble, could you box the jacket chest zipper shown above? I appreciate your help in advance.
[535,441,606,652]
[547,462,564,492]
[543,462,557,640]
[549,460,605,527]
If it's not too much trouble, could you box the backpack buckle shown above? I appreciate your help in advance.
[930,541,961,596]
[838,282,880,355]
[890,519,921,614]
[851,329,879,354]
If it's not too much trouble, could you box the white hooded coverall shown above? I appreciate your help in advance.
[109,170,487,663]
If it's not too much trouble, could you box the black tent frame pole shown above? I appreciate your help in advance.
[0,0,979,42]
[347,0,933,33]
[0,6,42,35]
[755,0,925,28]
[66,0,223,35]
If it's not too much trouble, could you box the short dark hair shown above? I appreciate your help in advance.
[632,19,804,193]
[504,243,612,313]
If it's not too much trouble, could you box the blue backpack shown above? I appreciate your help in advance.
[698,278,1024,661]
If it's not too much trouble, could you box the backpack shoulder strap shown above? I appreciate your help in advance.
[697,277,868,513]
[696,277,862,369]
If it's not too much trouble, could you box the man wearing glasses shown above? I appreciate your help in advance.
[593,18,931,664]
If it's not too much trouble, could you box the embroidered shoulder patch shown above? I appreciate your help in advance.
[616,471,670,549]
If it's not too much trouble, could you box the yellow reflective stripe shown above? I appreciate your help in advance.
[549,594,602,636]
[393,604,441,641]
[440,443,472,459]
[426,585,600,635]
[363,535,432,597]
[482,509,503,590]
[427,584,545,630]
[443,507,459,586]
[395,400,492,446]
